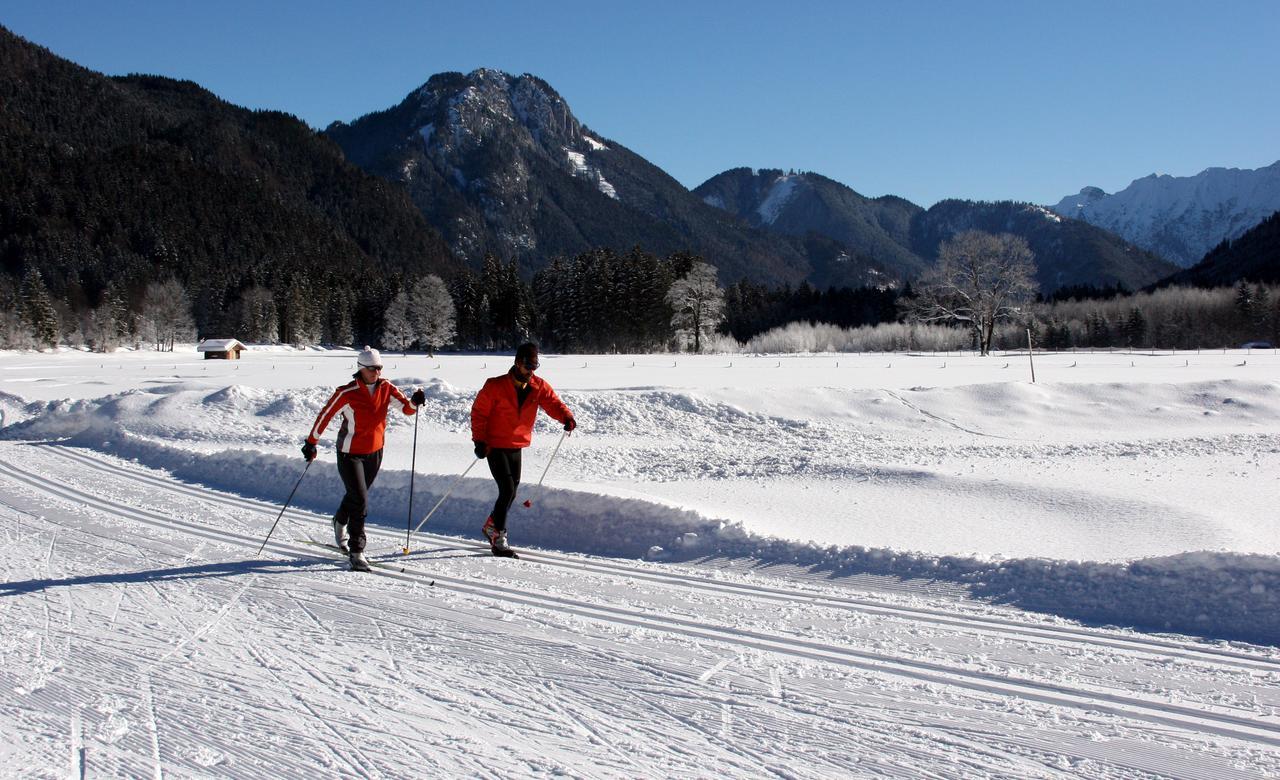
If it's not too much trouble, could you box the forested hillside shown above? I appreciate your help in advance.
[0,26,462,345]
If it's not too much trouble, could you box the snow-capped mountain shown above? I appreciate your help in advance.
[1051,161,1280,267]
[325,70,819,286]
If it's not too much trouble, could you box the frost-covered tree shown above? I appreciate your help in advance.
[20,267,60,349]
[665,261,725,353]
[410,275,457,355]
[910,231,1038,356]
[83,307,115,352]
[139,279,196,352]
[0,307,26,349]
[381,291,415,353]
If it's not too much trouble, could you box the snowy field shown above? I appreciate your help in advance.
[2,346,1279,777]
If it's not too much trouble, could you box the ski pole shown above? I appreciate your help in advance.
[522,429,568,508]
[256,460,312,557]
[404,459,479,553]
[404,403,420,553]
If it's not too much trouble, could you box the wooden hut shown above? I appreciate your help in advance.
[197,338,246,360]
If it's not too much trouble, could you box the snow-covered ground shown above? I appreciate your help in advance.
[2,347,1278,777]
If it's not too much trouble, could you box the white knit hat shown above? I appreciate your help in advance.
[356,346,383,368]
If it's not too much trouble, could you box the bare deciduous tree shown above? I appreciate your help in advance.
[911,231,1038,355]
[665,261,725,353]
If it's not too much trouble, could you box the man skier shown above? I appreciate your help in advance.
[303,346,426,571]
[470,342,575,557]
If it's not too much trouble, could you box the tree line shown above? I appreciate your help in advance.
[3,234,1276,354]
[0,246,730,354]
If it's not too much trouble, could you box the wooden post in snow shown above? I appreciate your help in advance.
[1026,328,1037,384]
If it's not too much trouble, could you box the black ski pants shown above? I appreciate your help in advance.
[334,449,382,553]
[486,448,522,532]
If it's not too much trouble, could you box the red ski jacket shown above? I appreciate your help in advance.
[470,371,572,449]
[308,377,417,455]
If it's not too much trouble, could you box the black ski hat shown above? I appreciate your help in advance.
[515,342,539,370]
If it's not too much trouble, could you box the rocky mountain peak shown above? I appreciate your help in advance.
[1050,162,1280,266]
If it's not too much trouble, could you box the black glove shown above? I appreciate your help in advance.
[563,415,577,433]
[301,441,317,462]
[474,441,488,459]
[411,389,426,406]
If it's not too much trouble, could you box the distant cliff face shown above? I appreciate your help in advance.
[1051,162,1280,267]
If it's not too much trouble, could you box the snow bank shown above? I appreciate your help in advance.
[3,364,1279,646]
[5,417,1278,644]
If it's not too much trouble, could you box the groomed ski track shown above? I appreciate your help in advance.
[2,440,1279,778]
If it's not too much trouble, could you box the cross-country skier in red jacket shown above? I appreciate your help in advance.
[470,342,575,556]
[303,346,425,571]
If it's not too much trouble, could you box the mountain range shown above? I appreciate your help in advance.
[324,69,822,288]
[327,71,1184,293]
[1051,162,1280,268]
[692,168,1177,292]
[1,24,1272,314]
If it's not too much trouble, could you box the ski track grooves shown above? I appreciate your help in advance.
[35,442,1280,674]
[3,450,1280,752]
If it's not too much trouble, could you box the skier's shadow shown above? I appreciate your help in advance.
[1,557,322,597]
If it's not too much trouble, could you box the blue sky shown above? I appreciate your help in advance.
[4,1,1277,207]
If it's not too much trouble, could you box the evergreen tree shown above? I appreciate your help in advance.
[1234,280,1255,328]
[1123,307,1147,348]
[448,273,486,349]
[326,287,355,347]
[1251,284,1271,334]
[20,268,60,349]
[282,276,321,347]
[237,286,279,343]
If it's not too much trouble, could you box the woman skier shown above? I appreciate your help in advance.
[303,346,425,571]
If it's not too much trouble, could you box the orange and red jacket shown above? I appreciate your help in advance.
[471,371,571,450]
[308,377,417,455]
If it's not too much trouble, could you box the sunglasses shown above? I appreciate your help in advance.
[361,364,383,371]
[521,358,539,370]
